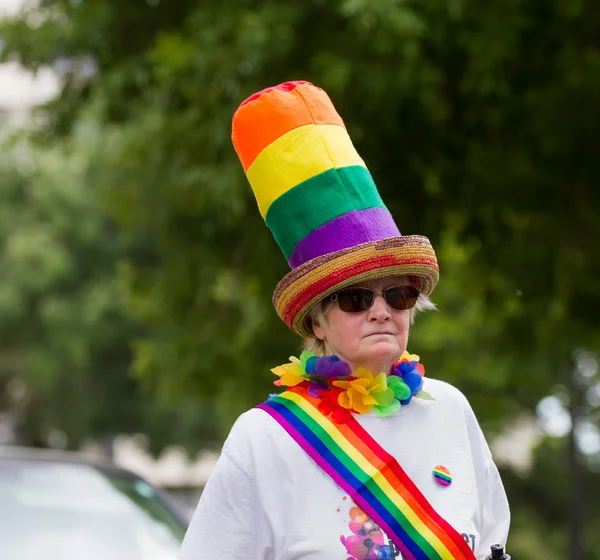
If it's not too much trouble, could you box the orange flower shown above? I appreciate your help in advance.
[332,368,394,414]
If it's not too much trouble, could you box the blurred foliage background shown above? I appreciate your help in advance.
[1,0,599,558]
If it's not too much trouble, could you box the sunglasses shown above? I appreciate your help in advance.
[327,285,420,313]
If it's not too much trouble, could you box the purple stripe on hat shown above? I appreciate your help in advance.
[288,207,400,268]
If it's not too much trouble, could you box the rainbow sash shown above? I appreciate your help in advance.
[257,386,475,560]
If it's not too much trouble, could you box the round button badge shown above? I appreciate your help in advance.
[432,465,452,487]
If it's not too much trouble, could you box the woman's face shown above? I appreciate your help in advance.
[312,276,412,374]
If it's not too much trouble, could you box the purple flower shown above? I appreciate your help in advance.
[331,359,351,377]
[315,356,335,375]
[314,355,351,378]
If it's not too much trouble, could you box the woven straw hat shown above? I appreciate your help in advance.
[231,81,439,337]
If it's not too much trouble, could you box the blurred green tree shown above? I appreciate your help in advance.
[0,128,220,454]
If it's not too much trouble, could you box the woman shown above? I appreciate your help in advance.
[178,81,510,560]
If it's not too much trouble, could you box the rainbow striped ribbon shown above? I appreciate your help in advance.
[257,386,475,560]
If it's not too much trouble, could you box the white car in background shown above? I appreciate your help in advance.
[0,446,189,560]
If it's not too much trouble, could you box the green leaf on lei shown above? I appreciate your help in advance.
[414,390,436,401]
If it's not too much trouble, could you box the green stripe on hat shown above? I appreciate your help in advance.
[265,166,387,259]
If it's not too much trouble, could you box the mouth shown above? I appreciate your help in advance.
[366,332,395,337]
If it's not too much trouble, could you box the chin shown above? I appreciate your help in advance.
[363,341,401,361]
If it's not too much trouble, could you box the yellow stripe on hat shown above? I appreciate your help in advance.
[246,123,365,217]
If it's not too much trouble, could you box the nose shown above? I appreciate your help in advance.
[367,293,391,322]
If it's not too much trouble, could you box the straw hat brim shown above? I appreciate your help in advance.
[273,235,439,337]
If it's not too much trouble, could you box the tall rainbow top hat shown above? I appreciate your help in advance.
[232,81,439,337]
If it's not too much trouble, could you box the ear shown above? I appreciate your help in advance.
[312,319,326,342]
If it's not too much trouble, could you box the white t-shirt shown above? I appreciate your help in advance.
[179,378,510,560]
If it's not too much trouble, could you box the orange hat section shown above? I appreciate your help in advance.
[232,82,345,172]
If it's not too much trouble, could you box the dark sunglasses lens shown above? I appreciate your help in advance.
[384,286,420,310]
[336,288,374,313]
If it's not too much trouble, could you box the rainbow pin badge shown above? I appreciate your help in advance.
[432,465,452,487]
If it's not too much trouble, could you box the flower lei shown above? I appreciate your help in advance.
[270,351,434,424]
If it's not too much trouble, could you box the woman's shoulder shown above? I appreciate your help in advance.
[421,377,485,437]
[221,405,298,464]
[422,377,471,408]
[227,406,281,439]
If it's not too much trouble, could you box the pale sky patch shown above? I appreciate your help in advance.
[0,0,59,113]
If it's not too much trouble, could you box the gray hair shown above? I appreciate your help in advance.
[302,292,436,356]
